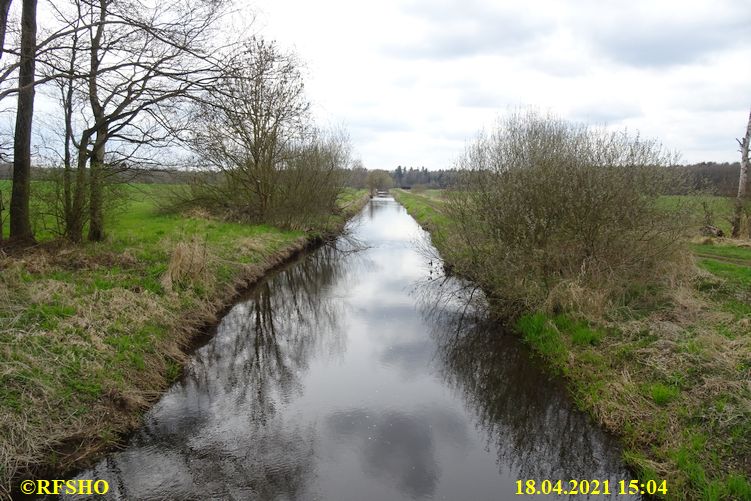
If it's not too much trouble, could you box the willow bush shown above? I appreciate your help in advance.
[444,110,692,318]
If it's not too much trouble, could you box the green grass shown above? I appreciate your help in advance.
[516,313,567,366]
[649,383,680,406]
[1,180,10,240]
[698,259,751,287]
[553,314,604,346]
[391,189,452,248]
[657,195,735,235]
[692,242,751,262]
[410,188,446,200]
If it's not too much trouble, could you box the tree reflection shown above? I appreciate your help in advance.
[417,278,634,492]
[66,245,350,500]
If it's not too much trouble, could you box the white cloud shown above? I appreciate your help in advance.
[250,0,751,168]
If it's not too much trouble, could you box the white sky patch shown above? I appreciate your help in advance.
[246,0,751,169]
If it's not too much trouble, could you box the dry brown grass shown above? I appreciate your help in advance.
[543,280,612,319]
[235,234,280,256]
[0,248,184,498]
[693,235,751,248]
[161,237,211,292]
[562,274,751,495]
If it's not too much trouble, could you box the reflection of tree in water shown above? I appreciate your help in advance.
[67,246,350,500]
[185,244,350,422]
[417,278,633,490]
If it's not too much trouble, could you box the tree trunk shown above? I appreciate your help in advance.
[0,190,4,241]
[0,0,11,59]
[9,0,36,243]
[62,26,78,237]
[63,120,72,232]
[65,139,89,242]
[731,107,751,238]
[64,17,88,243]
[87,128,106,241]
[85,0,106,242]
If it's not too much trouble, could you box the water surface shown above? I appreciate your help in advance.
[69,197,639,500]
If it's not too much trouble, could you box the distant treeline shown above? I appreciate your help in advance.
[387,163,744,194]
[391,166,459,189]
[343,166,460,190]
[2,161,742,196]
[0,163,205,184]
[677,162,742,196]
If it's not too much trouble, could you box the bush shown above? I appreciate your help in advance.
[445,109,692,318]
[164,130,350,230]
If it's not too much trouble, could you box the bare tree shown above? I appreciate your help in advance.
[39,2,85,239]
[730,107,751,238]
[366,169,393,194]
[0,0,11,59]
[39,0,231,241]
[187,37,312,222]
[1,0,111,243]
[273,127,350,228]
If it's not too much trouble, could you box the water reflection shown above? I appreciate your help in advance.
[327,409,441,498]
[438,318,626,480]
[416,276,638,499]
[66,247,348,500]
[64,197,638,501]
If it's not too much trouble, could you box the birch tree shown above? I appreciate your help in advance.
[730,107,751,238]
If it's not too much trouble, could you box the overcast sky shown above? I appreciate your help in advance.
[247,0,750,169]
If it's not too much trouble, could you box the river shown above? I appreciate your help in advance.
[67,196,640,500]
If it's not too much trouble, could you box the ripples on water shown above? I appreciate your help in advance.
[65,197,640,500]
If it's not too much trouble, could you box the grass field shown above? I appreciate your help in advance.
[0,182,368,497]
[656,195,738,236]
[393,189,751,501]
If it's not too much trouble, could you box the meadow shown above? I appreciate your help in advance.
[393,189,751,501]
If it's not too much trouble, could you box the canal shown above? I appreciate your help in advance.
[68,196,640,500]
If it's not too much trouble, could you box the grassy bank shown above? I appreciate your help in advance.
[0,184,368,497]
[393,189,751,501]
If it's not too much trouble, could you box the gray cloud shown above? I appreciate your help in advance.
[350,115,411,132]
[386,0,750,70]
[590,20,749,68]
[255,0,748,165]
[457,88,509,109]
[667,80,750,114]
[571,0,751,68]
[382,0,554,60]
[347,115,413,142]
[326,407,469,498]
